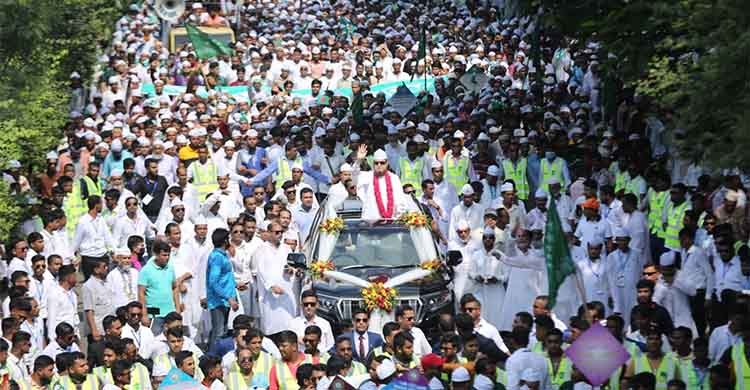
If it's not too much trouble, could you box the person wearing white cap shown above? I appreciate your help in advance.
[102,138,133,179]
[500,145,531,202]
[327,162,355,205]
[106,247,140,308]
[426,160,459,240]
[450,366,471,389]
[448,184,484,242]
[652,251,699,338]
[573,235,612,316]
[442,135,477,195]
[447,219,476,310]
[505,328,550,390]
[525,188,549,233]
[355,148,412,221]
[494,181,528,233]
[254,220,297,335]
[156,197,195,239]
[479,165,502,207]
[469,228,509,334]
[111,193,157,248]
[605,226,640,325]
[235,128,267,196]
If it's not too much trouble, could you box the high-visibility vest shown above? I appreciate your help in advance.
[80,175,103,199]
[346,361,367,377]
[54,373,102,390]
[625,176,645,204]
[444,156,469,195]
[732,343,750,390]
[370,347,392,359]
[302,352,330,365]
[547,357,572,389]
[496,367,507,386]
[273,360,300,390]
[609,365,622,390]
[664,201,689,250]
[615,171,631,194]
[502,158,529,200]
[647,190,669,236]
[93,366,113,384]
[254,351,274,378]
[130,362,150,390]
[540,158,565,192]
[399,158,424,196]
[675,356,698,390]
[633,353,677,390]
[191,160,218,201]
[226,370,267,390]
[274,157,303,190]
[442,357,468,382]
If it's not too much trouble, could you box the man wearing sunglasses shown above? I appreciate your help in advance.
[290,290,334,354]
[255,222,296,335]
[355,148,413,221]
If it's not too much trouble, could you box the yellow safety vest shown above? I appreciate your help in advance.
[625,176,645,205]
[155,353,204,381]
[633,353,678,390]
[496,367,507,386]
[615,171,631,194]
[254,351,274,378]
[647,190,669,236]
[444,156,469,195]
[226,370,267,390]
[95,363,148,389]
[93,366,113,384]
[399,158,424,196]
[274,157,303,190]
[731,343,750,390]
[675,356,698,390]
[347,361,367,377]
[273,360,300,390]
[664,201,689,250]
[502,158,529,200]
[55,373,102,390]
[547,357,572,389]
[442,357,468,382]
[302,352,330,365]
[540,158,565,192]
[608,365,622,390]
[191,160,218,200]
[370,346,392,359]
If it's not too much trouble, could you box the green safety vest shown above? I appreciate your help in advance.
[444,156,469,195]
[502,158,529,200]
[664,201,689,250]
[731,343,750,390]
[371,346,392,359]
[302,352,330,365]
[442,357,468,382]
[540,158,565,192]
[274,157,303,190]
[347,361,367,377]
[608,365,622,390]
[254,351,274,378]
[400,158,425,196]
[547,357,572,389]
[625,176,645,205]
[274,360,300,390]
[54,374,102,390]
[615,171,630,194]
[93,366,113,384]
[496,367,507,385]
[633,353,677,390]
[93,362,148,389]
[675,356,698,390]
[647,190,669,236]
[191,160,218,200]
[80,175,103,199]
[226,371,267,390]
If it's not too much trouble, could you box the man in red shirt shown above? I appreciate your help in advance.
[269,331,307,390]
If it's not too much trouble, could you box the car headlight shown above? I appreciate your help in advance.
[317,294,338,312]
[423,290,452,308]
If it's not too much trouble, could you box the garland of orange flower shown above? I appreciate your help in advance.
[397,211,429,228]
[419,259,442,273]
[361,283,397,312]
[319,217,345,234]
[309,260,335,279]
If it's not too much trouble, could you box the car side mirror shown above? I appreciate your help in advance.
[287,252,307,269]
[447,250,463,267]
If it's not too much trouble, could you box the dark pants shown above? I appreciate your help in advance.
[209,306,229,348]
[81,255,109,281]
[690,289,707,338]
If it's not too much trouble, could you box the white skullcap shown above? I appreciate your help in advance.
[176,135,188,144]
[456,220,471,231]
[111,139,123,152]
[431,160,443,169]
[453,130,465,139]
[373,149,387,162]
[170,198,184,208]
[725,190,740,202]
[83,118,96,127]
[46,151,59,160]
[461,184,474,196]
[483,227,495,236]
[224,140,236,149]
[477,132,490,142]
[548,177,561,186]
[114,247,131,257]
[217,165,230,177]
[500,182,515,193]
[513,128,525,137]
[109,169,123,177]
[291,161,304,171]
[612,226,631,238]
[211,130,223,140]
[192,214,208,226]
[376,359,396,380]
[660,251,677,267]
[413,134,425,143]
[535,188,548,198]
[163,141,175,150]
[473,374,494,390]
[588,236,604,247]
[339,163,353,173]
[487,165,499,176]
[246,129,259,137]
[451,367,471,383]
[521,368,541,382]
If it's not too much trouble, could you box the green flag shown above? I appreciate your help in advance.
[351,92,364,127]
[417,27,427,61]
[185,23,234,60]
[544,197,577,309]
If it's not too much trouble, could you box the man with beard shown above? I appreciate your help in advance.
[301,326,330,365]
[56,351,102,389]
[28,355,56,389]
[268,331,307,390]
[333,336,367,377]
[255,221,295,335]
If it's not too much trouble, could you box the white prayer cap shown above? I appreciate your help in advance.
[500,182,515,193]
[350,133,361,142]
[111,139,123,152]
[461,184,474,196]
[513,128,525,137]
[376,359,396,380]
[487,165,499,176]
[176,135,188,144]
[114,247,131,257]
[110,169,123,178]
[431,160,443,169]
[46,151,59,160]
[548,177,561,186]
[612,226,631,238]
[83,118,96,127]
[257,219,270,231]
[373,149,388,162]
[473,374,494,390]
[483,227,495,236]
[725,190,740,202]
[211,130,223,140]
[451,367,471,383]
[282,231,298,241]
[413,134,426,143]
[519,137,529,144]
[192,214,208,226]
[453,130,465,139]
[489,126,502,134]
[313,127,326,138]
[660,251,677,267]
[588,236,604,247]
[163,141,175,150]
[387,125,398,135]
[217,165,230,177]
[535,188,548,198]
[521,368,541,382]
[170,198,184,208]
[247,129,259,138]
[456,220,471,231]
[339,163,353,173]
[291,161,304,171]
[477,132,490,142]
[224,140,236,149]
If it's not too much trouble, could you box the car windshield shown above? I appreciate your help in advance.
[317,222,421,268]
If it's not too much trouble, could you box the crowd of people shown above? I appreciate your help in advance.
[2,0,750,389]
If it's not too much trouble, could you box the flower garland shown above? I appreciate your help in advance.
[309,260,335,279]
[419,259,442,273]
[361,283,397,312]
[319,217,345,235]
[373,173,395,218]
[398,211,429,228]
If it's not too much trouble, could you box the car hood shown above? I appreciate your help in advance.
[312,266,448,296]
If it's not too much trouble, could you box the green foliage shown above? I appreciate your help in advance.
[0,0,122,241]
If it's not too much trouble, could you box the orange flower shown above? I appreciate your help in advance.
[309,260,335,279]
[361,283,397,312]
[320,217,345,235]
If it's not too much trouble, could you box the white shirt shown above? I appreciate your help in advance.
[680,245,714,299]
[708,324,741,363]
[40,339,80,361]
[6,257,30,280]
[45,283,79,341]
[475,318,510,354]
[574,217,611,249]
[112,213,155,248]
[106,266,140,308]
[449,202,484,241]
[713,256,745,300]
[290,315,335,353]
[505,347,551,390]
[121,323,156,360]
[408,326,432,358]
[73,213,115,257]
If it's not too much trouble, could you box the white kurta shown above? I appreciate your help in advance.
[432,180,459,237]
[448,202,484,241]
[356,171,413,221]
[575,256,610,313]
[470,246,508,329]
[653,273,698,338]
[496,246,547,332]
[605,248,642,325]
[620,210,650,263]
[255,241,296,335]
[447,238,478,311]
[170,243,203,335]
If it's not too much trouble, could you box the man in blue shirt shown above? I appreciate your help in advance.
[138,239,178,335]
[206,228,238,347]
